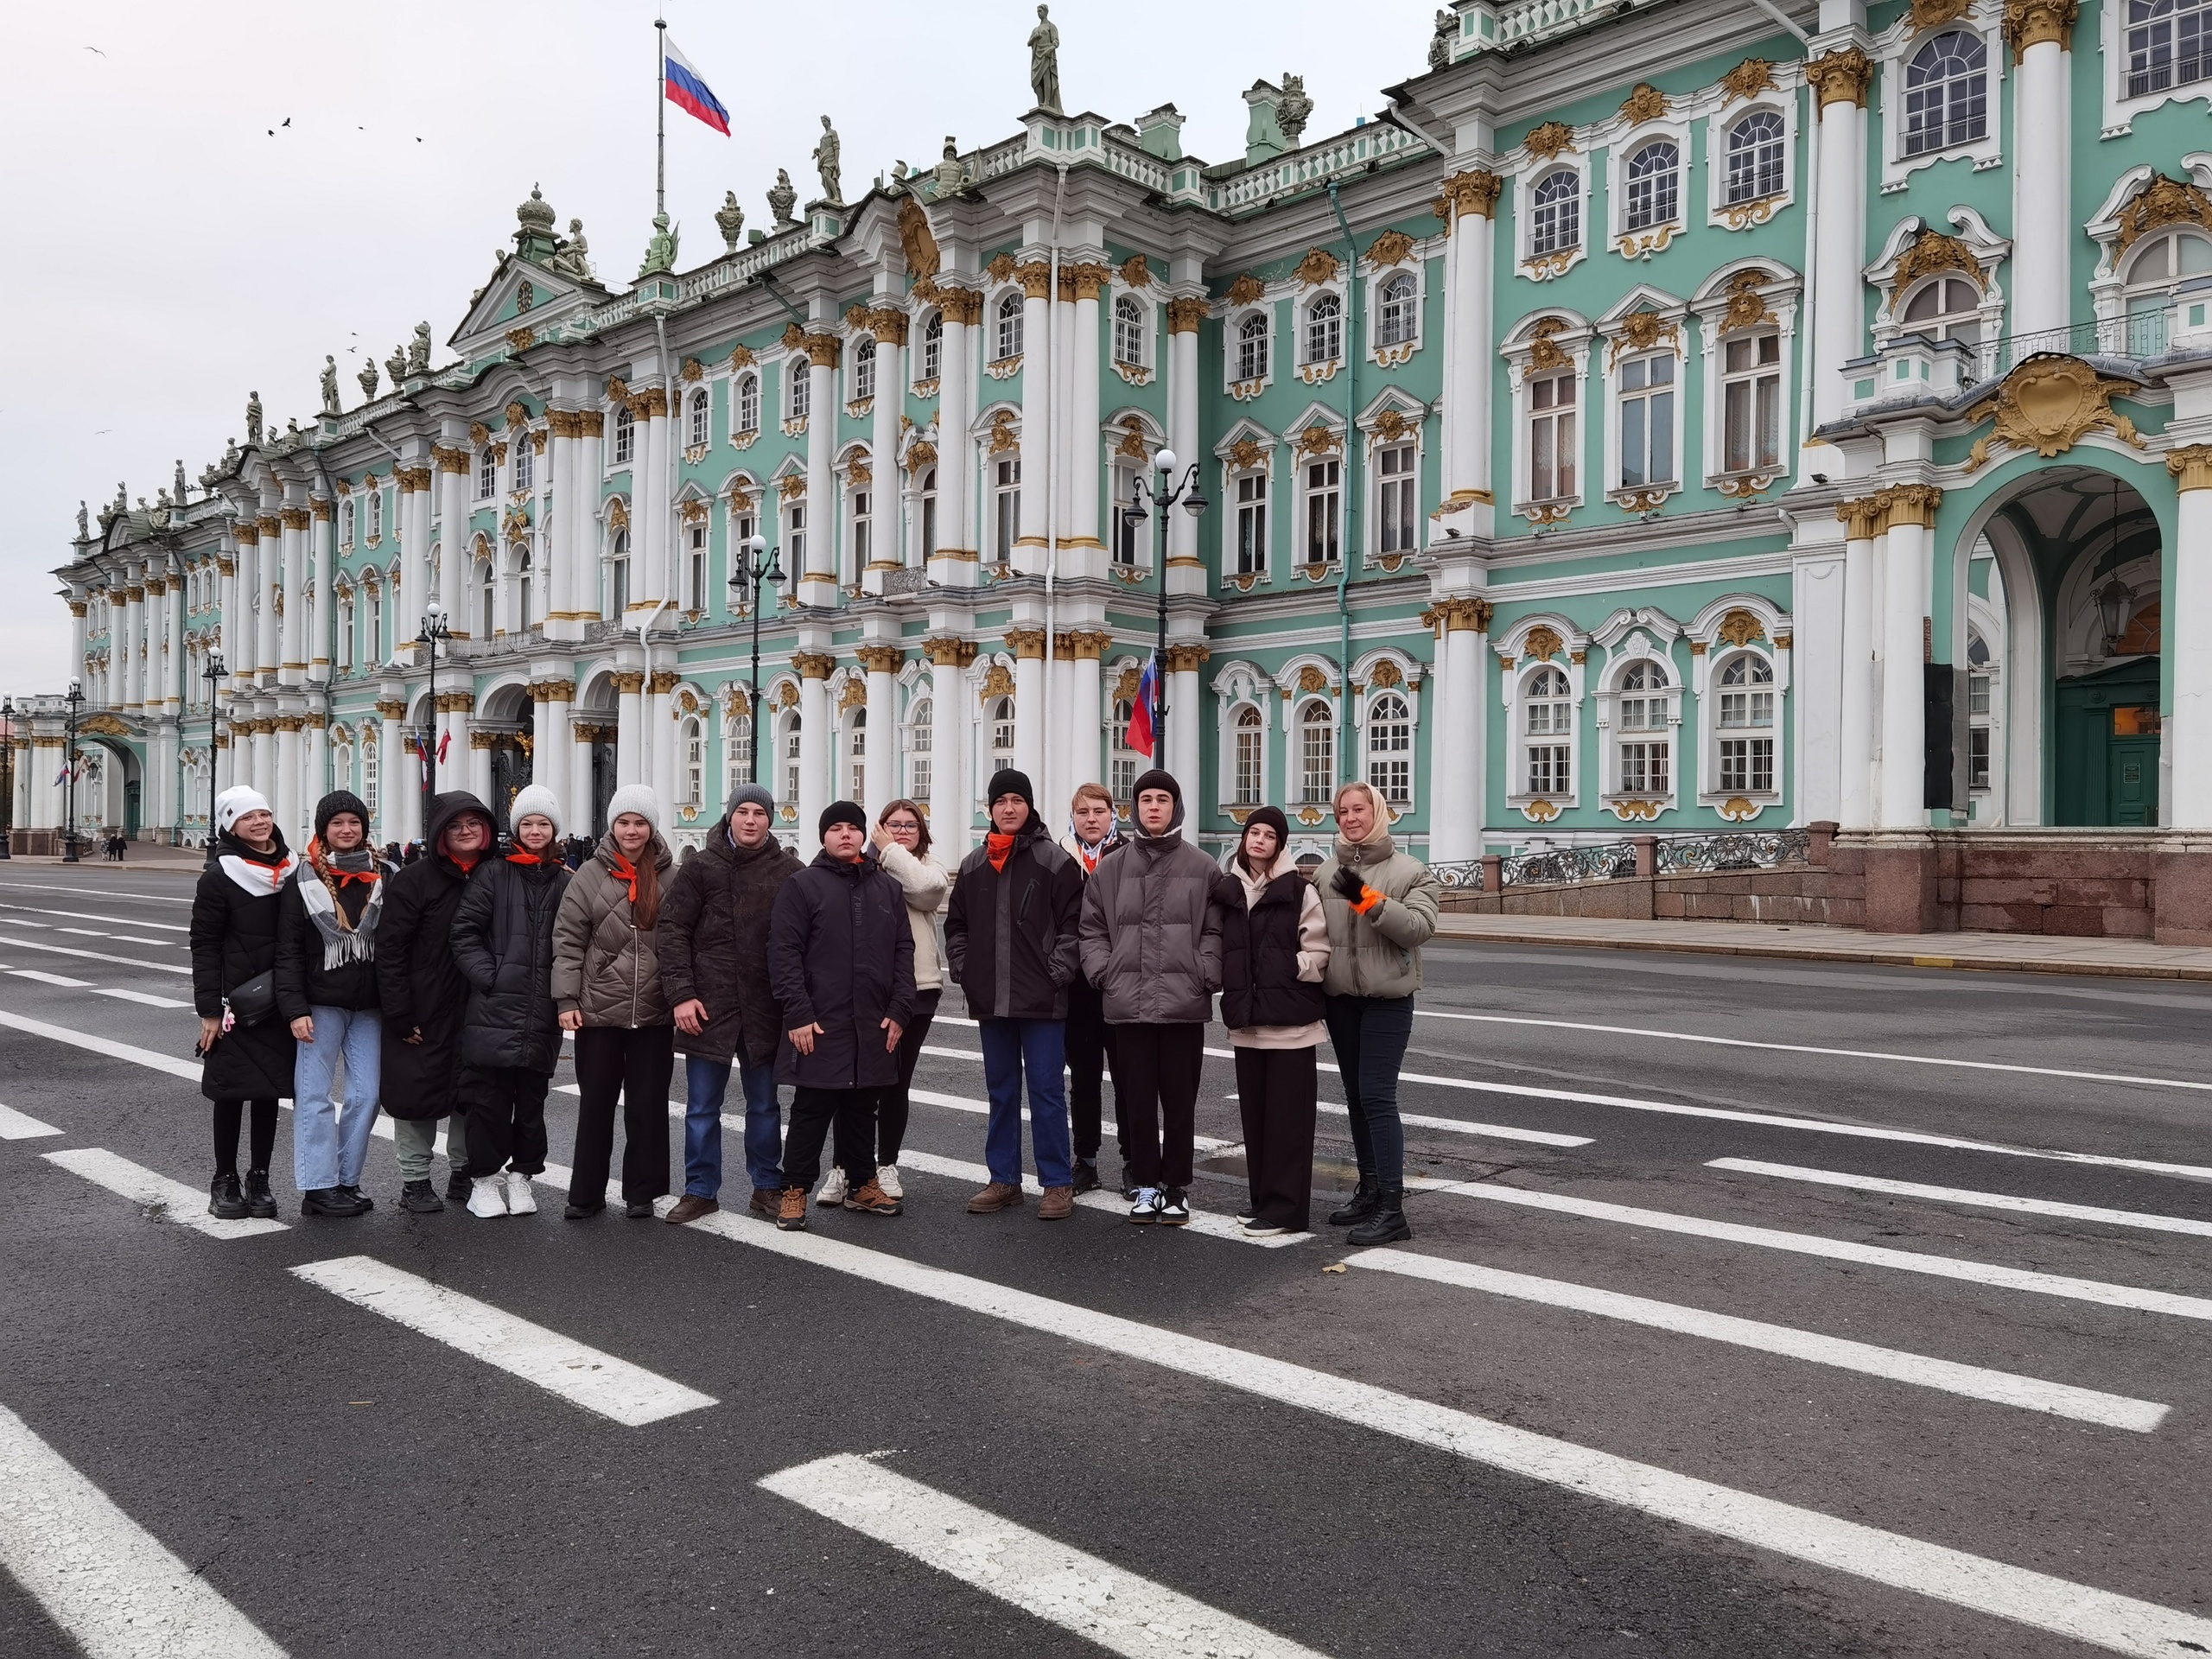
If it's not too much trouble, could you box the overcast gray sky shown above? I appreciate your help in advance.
[0,1,1434,692]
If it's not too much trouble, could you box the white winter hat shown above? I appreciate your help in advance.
[215,786,272,836]
[508,783,561,837]
[604,783,662,833]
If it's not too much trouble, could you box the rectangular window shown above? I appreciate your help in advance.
[1235,725,1262,805]
[1236,474,1267,575]
[1527,744,1570,795]
[1111,754,1138,804]
[994,458,1020,563]
[1718,687,1776,728]
[1303,458,1340,565]
[1722,334,1783,474]
[2127,1,2212,98]
[688,524,708,612]
[363,747,378,816]
[1719,737,1775,792]
[1114,469,1141,566]
[1619,741,1669,794]
[1968,726,1992,791]
[1300,717,1335,803]
[1377,444,1417,553]
[610,558,630,618]
[787,503,805,580]
[1529,371,1577,501]
[851,488,871,573]
[1968,672,1992,716]
[1618,354,1676,488]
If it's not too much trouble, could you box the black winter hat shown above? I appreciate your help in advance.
[314,789,372,840]
[1130,768,1180,805]
[986,769,1036,813]
[1241,804,1290,846]
[818,799,868,837]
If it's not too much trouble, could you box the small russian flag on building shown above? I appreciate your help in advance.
[1124,656,1160,758]
[662,36,730,137]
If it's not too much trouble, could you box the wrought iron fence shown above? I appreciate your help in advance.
[1653,827,1810,874]
[1977,308,2175,380]
[1430,827,1816,893]
[1430,860,1485,890]
[1501,842,1639,887]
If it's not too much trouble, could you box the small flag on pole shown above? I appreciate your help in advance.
[662,37,730,136]
[435,728,452,765]
[1124,657,1160,758]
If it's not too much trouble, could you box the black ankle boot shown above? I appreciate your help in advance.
[1346,1188,1411,1246]
[207,1173,246,1219]
[241,1169,278,1219]
[1327,1176,1381,1227]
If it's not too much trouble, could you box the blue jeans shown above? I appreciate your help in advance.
[1324,994,1414,1190]
[977,1018,1071,1189]
[683,1053,784,1197]
[293,1006,382,1192]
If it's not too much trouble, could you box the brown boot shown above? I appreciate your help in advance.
[749,1187,779,1217]
[844,1178,902,1216]
[776,1186,809,1230]
[967,1181,1024,1214]
[1037,1185,1074,1220]
[664,1194,718,1225]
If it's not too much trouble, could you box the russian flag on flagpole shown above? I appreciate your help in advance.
[1124,656,1160,758]
[663,37,730,136]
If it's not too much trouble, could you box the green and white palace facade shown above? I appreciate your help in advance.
[44,0,2212,871]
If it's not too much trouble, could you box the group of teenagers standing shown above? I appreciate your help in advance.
[188,757,1440,1244]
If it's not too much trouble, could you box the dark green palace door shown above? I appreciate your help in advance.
[2108,730,2159,824]
[2054,657,2162,825]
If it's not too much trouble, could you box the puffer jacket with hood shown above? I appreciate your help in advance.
[551,829,675,1028]
[658,815,803,1065]
[451,847,572,1073]
[944,813,1084,1021]
[1313,812,1443,1001]
[1215,842,1330,1046]
[1077,770,1223,1025]
[191,825,300,1102]
[767,848,918,1090]
[376,791,497,1119]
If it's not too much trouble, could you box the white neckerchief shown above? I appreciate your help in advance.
[218,850,294,898]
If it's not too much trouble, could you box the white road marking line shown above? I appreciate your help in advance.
[0,884,193,903]
[761,1453,1329,1658]
[908,1087,1234,1152]
[41,1149,287,1239]
[0,935,190,976]
[0,903,189,931]
[671,1208,2212,1656]
[1348,1249,2167,1432]
[9,969,91,988]
[894,1148,1305,1245]
[1426,1179,2212,1321]
[91,988,193,1009]
[289,1255,714,1426]
[106,938,182,949]
[1414,1007,2212,1094]
[1313,1099,1590,1147]
[0,1008,205,1080]
[1708,1158,2212,1239]
[0,1103,60,1140]
[0,1400,288,1659]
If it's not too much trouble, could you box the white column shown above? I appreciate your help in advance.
[255,514,281,683]
[862,649,899,811]
[1070,268,1104,570]
[614,670,644,786]
[2169,449,2212,824]
[1440,172,1500,526]
[1809,52,1872,431]
[1044,646,1075,822]
[1166,300,1202,573]
[305,715,328,824]
[1064,639,1104,797]
[928,643,972,857]
[868,316,905,595]
[639,390,671,612]
[310,500,334,682]
[1165,648,1205,811]
[1010,632,1045,785]
[1878,489,1936,828]
[1428,601,1488,862]
[933,294,977,580]
[1016,264,1052,576]
[571,710,599,842]
[648,671,677,818]
[280,507,307,683]
[232,532,257,681]
[797,655,831,855]
[436,449,470,637]
[378,701,403,845]
[801,346,839,606]
[2011,34,2071,338]
[166,576,186,713]
[468,729,493,810]
[1838,499,1881,826]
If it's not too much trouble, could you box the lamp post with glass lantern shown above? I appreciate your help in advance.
[415,602,452,836]
[1119,448,1209,769]
[201,650,226,842]
[0,696,16,859]
[61,677,84,863]
[726,531,783,783]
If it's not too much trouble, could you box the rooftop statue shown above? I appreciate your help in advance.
[768,168,798,229]
[174,458,188,504]
[385,343,407,385]
[715,190,746,252]
[1429,10,1453,69]
[814,116,842,204]
[931,136,968,200]
[359,359,379,400]
[77,501,88,539]
[637,211,680,277]
[1029,5,1062,115]
[321,355,341,416]
[548,218,596,283]
[1279,74,1313,145]
[245,391,263,446]
[405,322,432,377]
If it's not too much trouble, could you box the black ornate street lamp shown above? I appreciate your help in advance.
[727,531,783,783]
[61,677,84,864]
[0,696,16,860]
[1121,449,1209,765]
[201,650,226,842]
[416,602,451,836]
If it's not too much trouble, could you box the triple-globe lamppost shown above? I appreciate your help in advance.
[416,602,452,838]
[726,531,782,783]
[201,650,226,842]
[1121,449,1208,769]
[60,677,85,863]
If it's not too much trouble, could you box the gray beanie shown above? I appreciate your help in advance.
[726,781,776,817]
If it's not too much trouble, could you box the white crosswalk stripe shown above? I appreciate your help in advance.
[9,969,91,988]
[0,934,191,976]
[892,1149,1306,1244]
[1707,1156,2212,1237]
[0,1103,60,1140]
[41,1148,287,1238]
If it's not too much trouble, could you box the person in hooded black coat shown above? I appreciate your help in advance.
[190,786,298,1221]
[375,789,495,1211]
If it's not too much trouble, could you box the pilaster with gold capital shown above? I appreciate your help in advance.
[792,652,836,681]
[1004,627,1046,660]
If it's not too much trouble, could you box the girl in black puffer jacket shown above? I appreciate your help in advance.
[189,787,298,1220]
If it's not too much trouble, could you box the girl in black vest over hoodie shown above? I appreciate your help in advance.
[1213,806,1331,1236]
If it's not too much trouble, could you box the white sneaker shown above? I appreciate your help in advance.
[1128,1186,1161,1224]
[816,1168,849,1208]
[505,1171,537,1215]
[466,1175,508,1219]
[875,1164,903,1201]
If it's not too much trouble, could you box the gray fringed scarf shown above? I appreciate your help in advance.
[297,844,386,969]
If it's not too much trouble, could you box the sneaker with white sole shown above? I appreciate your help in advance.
[504,1171,537,1215]
[875,1164,903,1201]
[1243,1220,1293,1237]
[466,1175,508,1219]
[816,1167,849,1208]
[1128,1186,1161,1224]
[1158,1188,1190,1227]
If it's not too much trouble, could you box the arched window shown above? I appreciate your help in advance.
[989,696,1016,766]
[788,359,810,423]
[728,705,754,798]
[516,435,536,493]
[1114,295,1146,366]
[681,716,704,806]
[1530,170,1580,256]
[907,697,933,800]
[514,546,533,630]
[1905,33,1987,156]
[1305,293,1342,365]
[477,448,498,499]
[1367,692,1412,805]
[1616,659,1670,794]
[1236,314,1269,381]
[1110,699,1140,804]
[1524,665,1573,795]
[1234,705,1264,805]
[607,529,630,618]
[2128,0,2212,97]
[1967,630,1996,795]
[1376,273,1419,347]
[918,467,938,561]
[782,709,802,804]
[362,741,379,817]
[735,372,760,435]
[367,588,384,662]
[921,312,944,381]
[1298,699,1336,804]
[367,486,383,541]
[613,404,636,464]
[1717,652,1777,793]
[995,292,1024,360]
[2123,227,2212,353]
[477,558,494,638]
[339,497,355,548]
[853,336,877,402]
[847,706,867,803]
[1724,111,1785,205]
[338,594,355,669]
[687,521,709,611]
[1624,141,1679,232]
[688,388,709,448]
[1899,276,1985,344]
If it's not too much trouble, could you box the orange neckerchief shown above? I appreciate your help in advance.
[505,849,551,866]
[306,836,380,888]
[607,849,642,905]
[987,831,1016,874]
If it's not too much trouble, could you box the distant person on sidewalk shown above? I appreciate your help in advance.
[766,802,916,1230]
[1058,782,1127,1195]
[861,798,950,1206]
[1214,806,1328,1236]
[659,781,802,1226]
[274,789,389,1219]
[1079,769,1222,1226]
[1314,780,1441,1246]
[450,785,572,1220]
[944,769,1084,1221]
[190,787,296,1222]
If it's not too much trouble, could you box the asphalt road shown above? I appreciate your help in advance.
[0,863,2208,1658]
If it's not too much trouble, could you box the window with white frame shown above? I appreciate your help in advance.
[1235,470,1268,574]
[687,523,708,612]
[688,389,709,448]
[907,697,932,800]
[1376,442,1417,553]
[1304,293,1343,365]
[1367,692,1412,805]
[920,312,944,381]
[847,708,867,802]
[367,588,384,661]
[1898,276,1985,343]
[735,372,760,435]
[1719,332,1783,475]
[363,741,379,817]
[1376,273,1418,347]
[476,557,494,638]
[477,448,497,499]
[2123,227,2212,353]
[853,336,876,403]
[988,696,1015,774]
[515,547,534,629]
[1236,314,1270,380]
[682,716,704,807]
[2128,0,2212,97]
[613,405,636,464]
[339,497,355,548]
[1624,141,1680,232]
[1110,699,1140,804]
[992,455,1020,563]
[1724,111,1786,204]
[1114,296,1145,367]
[1716,652,1777,792]
[1298,699,1336,803]
[728,708,753,795]
[785,498,806,582]
[1615,660,1670,794]
[1112,462,1143,566]
[368,486,383,540]
[339,595,355,668]
[1618,353,1677,488]
[1530,170,1580,255]
[917,469,938,562]
[1529,370,1578,501]
[1233,705,1263,804]
[782,709,802,804]
[1524,665,1573,794]
[1904,33,1987,156]
[788,359,810,422]
[995,292,1023,360]
[849,480,872,573]
[608,530,630,617]
[1967,631,1994,792]
[731,505,758,567]
[1303,456,1341,565]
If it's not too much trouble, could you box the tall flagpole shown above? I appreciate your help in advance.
[655,16,667,216]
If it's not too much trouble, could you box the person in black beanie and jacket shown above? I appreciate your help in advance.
[376,790,495,1211]
[192,786,297,1220]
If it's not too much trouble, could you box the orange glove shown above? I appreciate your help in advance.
[1350,884,1384,917]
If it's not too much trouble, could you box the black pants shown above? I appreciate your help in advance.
[877,988,941,1164]
[213,1097,277,1177]
[1234,1046,1318,1230]
[569,1026,675,1206]
[462,1066,551,1179]
[1112,1022,1205,1191]
[1324,995,1414,1190]
[780,1086,884,1192]
[1065,978,1120,1164]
